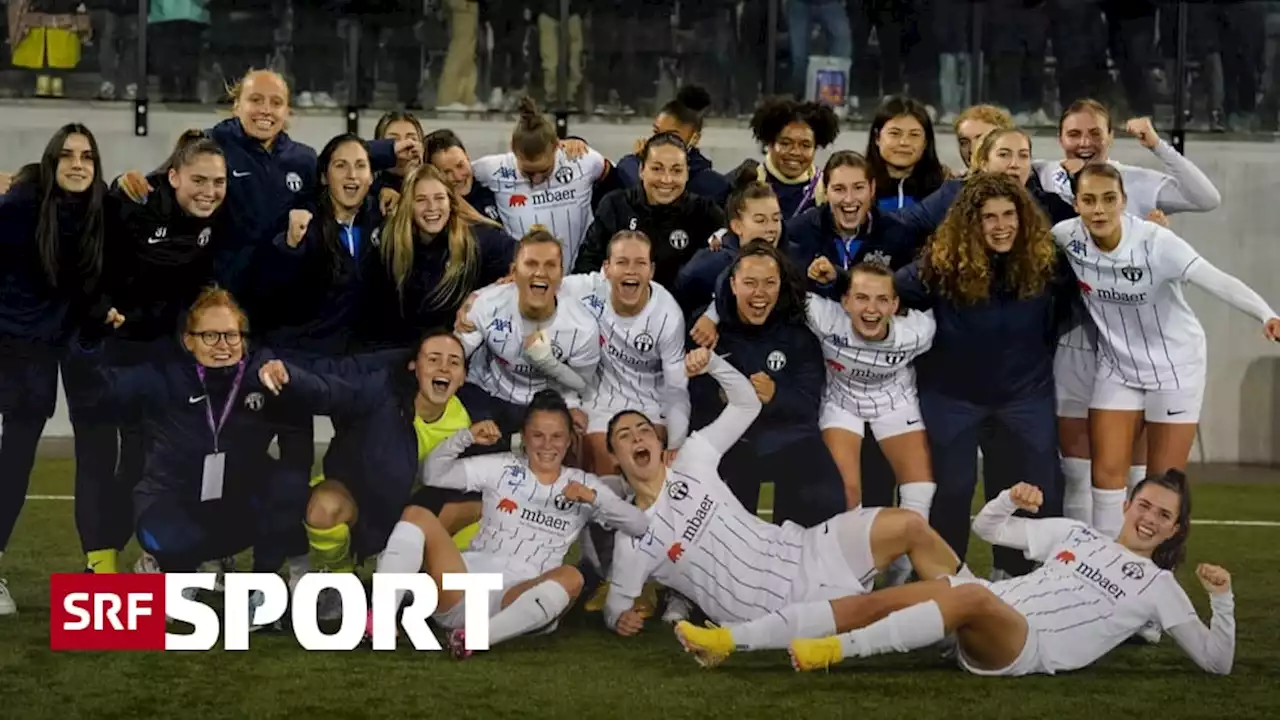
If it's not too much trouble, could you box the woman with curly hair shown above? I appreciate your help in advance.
[725,98,841,218]
[895,172,1076,579]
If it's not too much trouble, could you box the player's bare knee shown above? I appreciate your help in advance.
[400,504,440,533]
[551,565,585,598]
[951,583,999,617]
[306,487,351,529]
[897,508,932,549]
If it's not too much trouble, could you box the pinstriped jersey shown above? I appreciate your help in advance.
[559,272,687,419]
[805,294,935,418]
[607,433,808,624]
[1053,215,1208,391]
[472,149,607,271]
[457,283,600,407]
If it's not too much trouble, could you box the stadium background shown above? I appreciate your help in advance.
[1,1,1278,717]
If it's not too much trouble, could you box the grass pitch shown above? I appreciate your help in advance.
[1,459,1278,719]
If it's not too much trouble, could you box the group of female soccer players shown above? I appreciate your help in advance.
[0,67,1263,678]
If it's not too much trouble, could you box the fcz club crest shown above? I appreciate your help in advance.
[1120,266,1144,283]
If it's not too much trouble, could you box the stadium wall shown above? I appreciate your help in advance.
[4,103,1278,464]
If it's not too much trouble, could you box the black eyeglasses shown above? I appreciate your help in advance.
[188,331,243,347]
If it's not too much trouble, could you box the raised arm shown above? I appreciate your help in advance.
[971,485,1081,562]
[689,350,763,456]
[1166,567,1236,675]
[1183,257,1279,327]
[1148,142,1221,214]
[421,427,482,491]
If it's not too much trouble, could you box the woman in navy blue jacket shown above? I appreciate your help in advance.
[612,85,731,207]
[723,98,841,219]
[674,169,784,317]
[786,151,919,299]
[116,70,403,297]
[77,131,230,577]
[687,241,844,528]
[67,289,365,628]
[894,173,1076,579]
[866,95,950,213]
[0,124,106,605]
[250,133,385,580]
[366,163,515,349]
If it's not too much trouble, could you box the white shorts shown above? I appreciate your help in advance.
[790,507,882,603]
[945,576,1048,677]
[1054,344,1096,420]
[819,401,924,441]
[432,551,540,630]
[1089,371,1204,424]
[584,404,662,435]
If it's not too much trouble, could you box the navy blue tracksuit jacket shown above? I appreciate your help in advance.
[785,205,920,299]
[894,253,1076,571]
[687,285,844,527]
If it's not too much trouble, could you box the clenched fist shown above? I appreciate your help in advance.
[469,421,501,446]
[685,347,712,377]
[808,256,837,285]
[287,209,313,248]
[1196,564,1231,595]
[1008,483,1043,513]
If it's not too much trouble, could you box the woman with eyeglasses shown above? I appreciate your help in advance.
[574,133,725,290]
[0,123,107,613]
[65,288,366,628]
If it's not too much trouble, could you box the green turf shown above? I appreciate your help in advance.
[2,460,1278,719]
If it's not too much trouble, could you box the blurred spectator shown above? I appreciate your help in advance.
[1050,0,1107,111]
[536,0,584,107]
[1160,3,1224,132]
[986,0,1050,126]
[736,0,778,115]
[86,0,138,100]
[933,0,973,121]
[852,0,939,110]
[1100,0,1157,117]
[352,0,423,108]
[207,0,282,95]
[589,0,639,114]
[676,1,734,116]
[1262,2,1280,130]
[1217,2,1267,132]
[149,0,209,103]
[8,0,93,97]
[293,0,341,107]
[788,0,852,100]
[437,0,478,110]
[484,0,528,111]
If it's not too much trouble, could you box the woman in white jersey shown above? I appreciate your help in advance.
[1042,99,1223,528]
[786,472,1235,677]
[455,228,602,437]
[372,389,649,658]
[561,229,690,473]
[1053,164,1279,539]
[803,262,936,538]
[602,348,969,655]
[469,98,610,271]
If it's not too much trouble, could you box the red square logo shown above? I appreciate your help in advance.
[49,573,166,651]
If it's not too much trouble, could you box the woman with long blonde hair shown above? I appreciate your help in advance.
[367,163,515,348]
[894,172,1076,582]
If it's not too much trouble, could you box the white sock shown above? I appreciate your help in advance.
[488,580,571,645]
[897,482,936,518]
[1062,457,1093,523]
[728,602,836,651]
[1127,465,1147,494]
[378,521,426,609]
[1091,488,1126,539]
[839,600,946,659]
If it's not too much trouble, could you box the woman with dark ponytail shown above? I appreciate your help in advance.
[0,124,106,605]
[614,86,730,206]
[785,471,1235,679]
[725,98,841,219]
[84,129,230,576]
[574,132,725,288]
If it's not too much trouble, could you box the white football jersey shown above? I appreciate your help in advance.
[458,283,601,407]
[805,295,935,419]
[423,438,639,575]
[560,272,688,421]
[472,149,607,271]
[996,520,1198,674]
[1035,159,1170,218]
[607,432,808,624]
[1053,215,1207,390]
